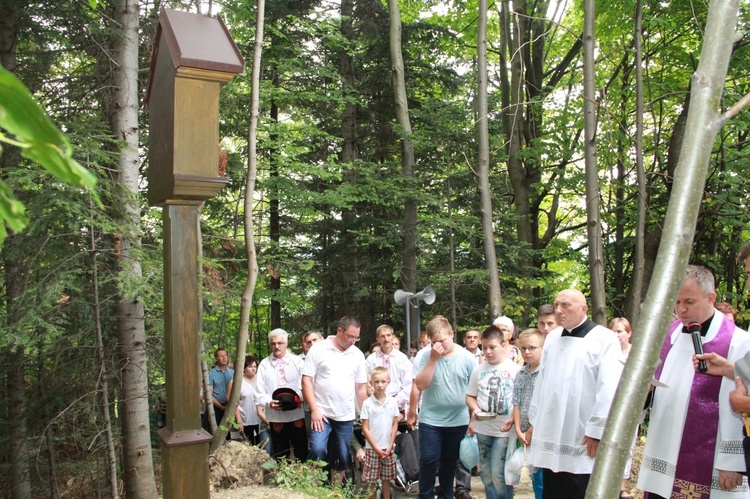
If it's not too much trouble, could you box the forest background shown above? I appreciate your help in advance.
[1,0,749,495]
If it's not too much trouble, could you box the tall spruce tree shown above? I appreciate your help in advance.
[111,0,157,495]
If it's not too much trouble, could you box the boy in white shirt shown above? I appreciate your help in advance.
[361,367,400,499]
[466,325,521,499]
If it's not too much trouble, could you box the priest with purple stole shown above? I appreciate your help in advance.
[638,265,750,498]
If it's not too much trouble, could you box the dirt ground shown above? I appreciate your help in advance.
[209,439,646,498]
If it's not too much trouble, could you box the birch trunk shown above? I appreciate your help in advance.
[477,0,502,318]
[582,0,607,325]
[212,0,264,452]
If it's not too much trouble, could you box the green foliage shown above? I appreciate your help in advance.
[267,458,328,492]
[265,458,372,499]
[0,65,99,247]
[4,0,750,491]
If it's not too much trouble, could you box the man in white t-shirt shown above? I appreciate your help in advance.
[255,328,307,460]
[366,324,412,414]
[302,316,368,484]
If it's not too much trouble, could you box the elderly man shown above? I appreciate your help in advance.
[302,316,368,484]
[255,329,307,460]
[365,325,412,414]
[527,289,622,498]
[638,266,750,498]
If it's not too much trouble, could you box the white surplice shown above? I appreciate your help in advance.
[527,322,623,474]
[638,311,750,498]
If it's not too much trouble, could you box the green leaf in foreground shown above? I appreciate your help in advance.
[0,65,98,190]
[0,64,101,246]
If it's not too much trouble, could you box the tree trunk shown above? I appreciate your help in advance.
[588,0,745,492]
[90,215,119,499]
[8,344,30,499]
[1,3,30,496]
[628,0,647,327]
[212,0,265,452]
[388,0,418,322]
[503,0,537,317]
[340,0,362,316]
[582,0,607,324]
[4,236,29,499]
[269,96,281,330]
[45,427,61,499]
[447,167,458,330]
[477,0,502,318]
[111,0,157,495]
[201,353,216,434]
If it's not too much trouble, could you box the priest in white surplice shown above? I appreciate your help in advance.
[527,289,623,498]
[638,265,750,498]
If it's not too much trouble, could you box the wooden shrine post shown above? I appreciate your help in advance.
[146,9,244,498]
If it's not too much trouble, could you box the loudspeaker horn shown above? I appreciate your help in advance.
[414,286,436,305]
[394,289,410,306]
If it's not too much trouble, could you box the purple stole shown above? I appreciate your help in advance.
[652,317,734,498]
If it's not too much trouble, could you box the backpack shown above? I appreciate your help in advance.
[394,428,420,484]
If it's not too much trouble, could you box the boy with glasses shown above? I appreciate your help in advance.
[503,328,545,498]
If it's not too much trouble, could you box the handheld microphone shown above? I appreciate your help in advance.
[688,322,707,373]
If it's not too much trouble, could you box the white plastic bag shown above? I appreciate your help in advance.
[505,445,524,485]
[505,444,533,485]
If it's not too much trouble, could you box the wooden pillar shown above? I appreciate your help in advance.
[158,202,211,499]
[145,10,244,495]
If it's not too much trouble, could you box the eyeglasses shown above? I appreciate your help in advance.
[520,346,540,353]
[343,333,360,343]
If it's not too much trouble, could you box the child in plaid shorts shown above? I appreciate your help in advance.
[361,366,400,499]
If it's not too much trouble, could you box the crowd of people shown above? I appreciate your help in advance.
[204,242,750,499]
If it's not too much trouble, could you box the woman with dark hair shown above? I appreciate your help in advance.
[235,354,267,445]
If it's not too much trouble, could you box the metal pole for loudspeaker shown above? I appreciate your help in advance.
[394,286,435,357]
[394,289,411,355]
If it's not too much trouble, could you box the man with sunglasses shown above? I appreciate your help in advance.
[302,316,368,485]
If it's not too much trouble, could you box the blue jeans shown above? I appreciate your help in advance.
[418,423,467,499]
[476,434,513,499]
[531,467,543,499]
[259,424,272,455]
[308,418,354,471]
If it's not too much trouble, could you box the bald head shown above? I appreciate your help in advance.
[553,289,589,330]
